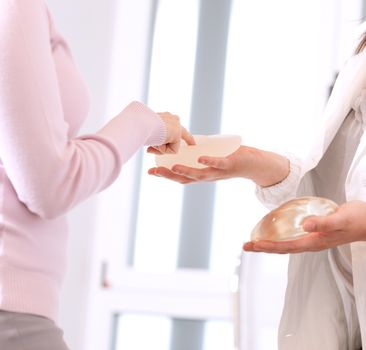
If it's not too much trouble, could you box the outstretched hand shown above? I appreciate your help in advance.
[148,145,290,187]
[243,200,366,254]
[148,147,245,184]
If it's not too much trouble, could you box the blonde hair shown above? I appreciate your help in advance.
[355,32,366,54]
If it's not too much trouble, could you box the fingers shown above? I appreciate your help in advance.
[166,125,194,153]
[148,128,192,156]
[303,212,343,233]
[157,112,184,154]
[147,146,162,155]
[181,127,196,146]
[198,156,230,169]
[171,164,223,181]
[243,241,255,251]
[167,142,180,154]
[243,239,294,254]
[148,167,194,184]
[155,143,178,154]
[243,232,329,254]
[149,163,224,183]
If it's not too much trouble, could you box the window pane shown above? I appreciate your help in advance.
[114,315,235,350]
[209,0,343,273]
[114,314,171,350]
[204,320,235,350]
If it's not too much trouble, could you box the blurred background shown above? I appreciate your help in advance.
[45,0,365,349]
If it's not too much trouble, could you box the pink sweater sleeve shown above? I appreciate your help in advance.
[0,0,166,219]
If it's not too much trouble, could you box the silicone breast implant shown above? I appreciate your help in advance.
[155,134,242,169]
[251,196,339,241]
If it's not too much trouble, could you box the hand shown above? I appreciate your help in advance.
[148,112,195,154]
[148,146,247,184]
[148,145,289,186]
[243,200,366,254]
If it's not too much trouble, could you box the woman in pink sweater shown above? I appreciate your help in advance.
[0,0,193,349]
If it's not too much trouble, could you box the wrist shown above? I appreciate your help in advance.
[242,147,289,187]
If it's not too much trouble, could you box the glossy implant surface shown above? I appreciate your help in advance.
[155,134,241,169]
[251,197,339,241]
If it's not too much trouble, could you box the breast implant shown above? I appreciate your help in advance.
[155,134,242,169]
[251,196,339,241]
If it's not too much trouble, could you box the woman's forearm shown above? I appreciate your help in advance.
[238,146,290,187]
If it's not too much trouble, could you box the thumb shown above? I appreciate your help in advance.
[303,212,342,233]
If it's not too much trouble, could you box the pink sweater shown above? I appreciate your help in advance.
[0,0,166,322]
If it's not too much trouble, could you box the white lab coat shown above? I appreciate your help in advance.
[256,29,366,349]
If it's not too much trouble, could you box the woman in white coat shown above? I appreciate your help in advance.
[149,26,366,349]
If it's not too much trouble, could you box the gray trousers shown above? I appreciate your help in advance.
[0,310,70,350]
